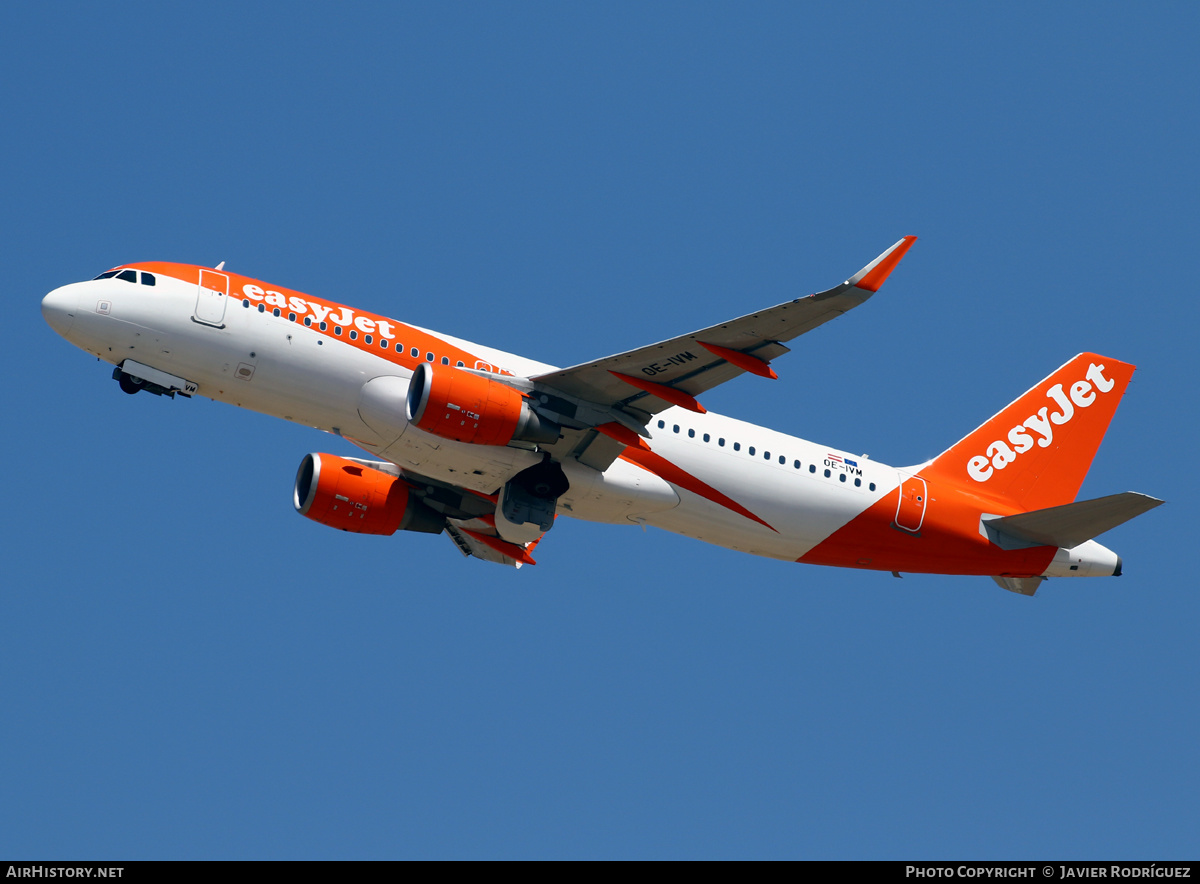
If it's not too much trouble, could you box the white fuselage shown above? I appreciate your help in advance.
[41,267,1124,580]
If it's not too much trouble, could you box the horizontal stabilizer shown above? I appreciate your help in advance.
[983,492,1163,551]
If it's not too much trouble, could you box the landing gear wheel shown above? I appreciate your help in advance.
[118,372,145,395]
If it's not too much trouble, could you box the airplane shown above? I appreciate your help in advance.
[40,237,1162,594]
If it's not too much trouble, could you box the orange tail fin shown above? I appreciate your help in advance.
[921,353,1135,511]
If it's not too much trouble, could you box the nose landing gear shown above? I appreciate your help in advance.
[117,371,146,395]
[111,362,195,398]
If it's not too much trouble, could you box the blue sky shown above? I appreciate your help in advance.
[3,2,1196,859]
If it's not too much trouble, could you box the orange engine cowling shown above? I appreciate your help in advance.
[405,363,559,446]
[293,453,444,535]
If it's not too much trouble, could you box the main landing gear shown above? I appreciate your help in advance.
[496,456,570,543]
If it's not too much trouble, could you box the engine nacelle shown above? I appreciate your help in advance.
[293,453,444,535]
[405,363,559,446]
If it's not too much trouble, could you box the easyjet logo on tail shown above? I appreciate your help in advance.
[966,363,1116,483]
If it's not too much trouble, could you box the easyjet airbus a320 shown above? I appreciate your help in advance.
[41,237,1161,594]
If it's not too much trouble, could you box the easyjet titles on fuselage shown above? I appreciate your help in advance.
[241,282,400,340]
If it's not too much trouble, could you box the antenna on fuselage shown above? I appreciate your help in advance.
[215,261,226,271]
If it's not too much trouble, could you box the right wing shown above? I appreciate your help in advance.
[530,236,917,417]
[523,236,917,470]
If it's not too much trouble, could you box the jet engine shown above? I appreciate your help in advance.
[405,363,559,447]
[293,453,444,535]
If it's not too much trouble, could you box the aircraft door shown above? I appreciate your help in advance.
[895,474,927,533]
[194,269,229,327]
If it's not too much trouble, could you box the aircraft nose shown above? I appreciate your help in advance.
[42,284,79,338]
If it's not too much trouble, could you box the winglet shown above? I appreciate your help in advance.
[847,236,917,293]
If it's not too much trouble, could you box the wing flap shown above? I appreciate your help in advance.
[445,518,543,567]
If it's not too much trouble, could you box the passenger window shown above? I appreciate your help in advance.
[381,340,388,348]
[349,330,358,340]
[733,442,740,451]
[854,478,861,487]
[365,335,372,344]
[456,361,465,367]
[441,356,449,365]
[824,469,831,478]
[273,307,281,317]
[117,270,137,283]
[288,312,296,321]
[703,434,710,442]
[319,321,327,330]
[258,304,266,313]
[763,451,770,460]
[718,438,725,447]
[869,482,876,491]
[688,429,695,438]
[426,352,434,362]
[242,299,250,308]
[334,326,342,335]
[839,473,846,483]
[411,347,419,357]
[140,272,156,286]
[809,464,816,473]
[657,420,665,429]
[304,316,312,326]
[793,460,800,469]
[779,455,785,464]
[673,425,680,433]
[749,447,755,456]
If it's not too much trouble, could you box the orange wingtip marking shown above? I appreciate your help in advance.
[855,235,917,293]
[609,372,706,413]
[461,528,537,566]
[697,342,778,379]
[595,421,652,450]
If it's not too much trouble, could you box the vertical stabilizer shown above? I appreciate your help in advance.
[922,354,1135,511]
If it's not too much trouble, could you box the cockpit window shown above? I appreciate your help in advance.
[116,270,138,283]
[140,272,156,286]
[92,270,119,280]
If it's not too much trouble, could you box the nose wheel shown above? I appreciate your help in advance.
[117,371,146,395]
